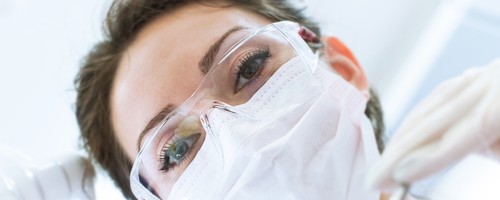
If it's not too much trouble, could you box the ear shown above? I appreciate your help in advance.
[323,36,370,98]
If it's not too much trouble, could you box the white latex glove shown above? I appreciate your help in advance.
[367,59,500,192]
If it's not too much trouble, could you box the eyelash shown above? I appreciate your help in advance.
[234,46,271,93]
[155,48,271,173]
[158,134,200,173]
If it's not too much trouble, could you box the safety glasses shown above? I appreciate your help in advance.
[130,21,320,200]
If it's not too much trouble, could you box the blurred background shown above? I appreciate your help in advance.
[0,0,499,199]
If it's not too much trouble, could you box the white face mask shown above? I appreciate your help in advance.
[167,56,380,199]
[130,21,380,200]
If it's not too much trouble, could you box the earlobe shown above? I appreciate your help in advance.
[323,36,370,98]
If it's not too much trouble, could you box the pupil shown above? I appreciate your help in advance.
[174,141,188,160]
[242,58,262,79]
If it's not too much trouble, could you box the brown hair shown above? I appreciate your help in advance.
[75,0,384,199]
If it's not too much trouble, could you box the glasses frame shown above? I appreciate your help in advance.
[129,20,319,200]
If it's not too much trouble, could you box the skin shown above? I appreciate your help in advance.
[110,2,376,198]
[111,3,272,160]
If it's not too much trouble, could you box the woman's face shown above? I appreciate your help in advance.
[110,3,272,161]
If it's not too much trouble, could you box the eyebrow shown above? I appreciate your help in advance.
[137,104,176,151]
[136,26,246,151]
[199,26,246,74]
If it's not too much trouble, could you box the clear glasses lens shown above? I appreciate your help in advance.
[130,21,316,199]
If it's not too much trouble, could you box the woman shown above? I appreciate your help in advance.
[75,0,385,199]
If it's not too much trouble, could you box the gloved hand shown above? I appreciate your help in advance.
[367,59,500,192]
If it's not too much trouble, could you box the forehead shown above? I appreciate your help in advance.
[110,3,272,160]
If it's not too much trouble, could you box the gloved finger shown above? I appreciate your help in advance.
[367,76,486,190]
[483,81,500,136]
[392,66,499,184]
[392,114,482,184]
[477,89,500,160]
[393,68,483,141]
[392,74,486,152]
[390,67,488,153]
[482,60,500,159]
[487,140,500,160]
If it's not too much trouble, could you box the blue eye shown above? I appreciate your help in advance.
[159,133,200,172]
[234,48,271,93]
[170,140,189,161]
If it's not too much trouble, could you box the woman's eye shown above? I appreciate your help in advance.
[234,49,271,93]
[159,133,200,172]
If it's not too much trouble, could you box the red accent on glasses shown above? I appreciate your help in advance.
[298,26,320,43]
